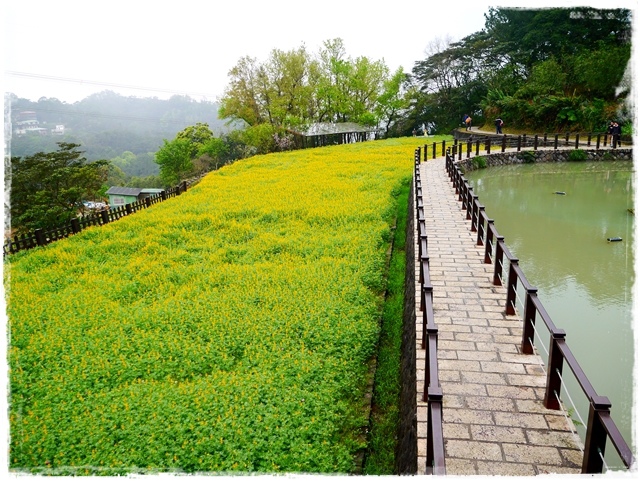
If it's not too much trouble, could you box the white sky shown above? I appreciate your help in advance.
[3,0,635,104]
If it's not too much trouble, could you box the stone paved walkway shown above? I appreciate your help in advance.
[415,155,584,475]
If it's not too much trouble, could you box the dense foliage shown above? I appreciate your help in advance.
[7,137,429,475]
[154,123,232,186]
[409,7,632,134]
[219,39,411,141]
[9,142,109,233]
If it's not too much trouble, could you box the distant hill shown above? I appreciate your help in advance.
[6,91,229,161]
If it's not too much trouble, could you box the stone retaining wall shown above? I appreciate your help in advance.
[456,148,633,172]
[395,181,417,474]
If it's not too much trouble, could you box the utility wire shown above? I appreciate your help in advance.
[5,71,219,99]
[12,106,219,127]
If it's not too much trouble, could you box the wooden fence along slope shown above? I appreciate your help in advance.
[4,181,189,256]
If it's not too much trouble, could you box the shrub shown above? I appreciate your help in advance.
[568,149,588,162]
[472,156,487,169]
[519,151,536,164]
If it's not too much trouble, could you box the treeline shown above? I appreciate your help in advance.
[406,7,632,134]
[7,7,633,219]
[7,92,229,187]
[218,38,409,151]
[218,8,632,139]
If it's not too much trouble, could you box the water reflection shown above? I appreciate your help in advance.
[466,160,635,452]
[470,162,634,305]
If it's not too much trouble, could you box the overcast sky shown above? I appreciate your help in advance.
[3,0,635,104]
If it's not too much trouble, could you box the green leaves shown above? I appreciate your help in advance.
[154,137,194,186]
[8,137,424,474]
[10,142,109,233]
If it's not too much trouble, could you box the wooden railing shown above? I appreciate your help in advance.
[4,180,190,256]
[444,150,635,474]
[413,149,446,474]
[417,130,632,163]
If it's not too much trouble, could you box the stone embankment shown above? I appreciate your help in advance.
[457,148,632,172]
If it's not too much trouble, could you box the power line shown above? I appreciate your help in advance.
[11,106,215,127]
[5,71,220,99]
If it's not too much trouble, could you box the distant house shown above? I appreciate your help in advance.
[13,110,64,136]
[105,187,164,208]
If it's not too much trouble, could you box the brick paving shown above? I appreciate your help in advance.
[415,155,583,475]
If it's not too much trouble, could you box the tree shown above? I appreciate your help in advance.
[196,137,229,172]
[375,67,411,135]
[219,38,399,140]
[409,7,632,133]
[218,56,265,127]
[10,142,108,233]
[175,122,215,155]
[154,138,194,186]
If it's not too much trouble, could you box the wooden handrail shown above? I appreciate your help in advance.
[448,149,635,473]
[414,149,446,475]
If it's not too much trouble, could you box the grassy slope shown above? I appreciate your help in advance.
[6,136,446,475]
[363,182,409,474]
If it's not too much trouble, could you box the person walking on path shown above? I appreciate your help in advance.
[495,117,503,134]
[465,115,472,131]
[612,121,622,147]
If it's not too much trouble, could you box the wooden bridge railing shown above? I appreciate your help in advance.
[4,180,190,256]
[443,150,635,474]
[413,149,446,474]
[417,130,631,163]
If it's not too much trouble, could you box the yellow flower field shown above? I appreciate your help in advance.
[7,136,447,474]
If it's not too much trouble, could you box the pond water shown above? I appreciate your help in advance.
[465,160,636,462]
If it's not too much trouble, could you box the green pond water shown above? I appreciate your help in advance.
[465,160,636,464]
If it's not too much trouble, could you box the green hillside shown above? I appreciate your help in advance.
[7,137,435,475]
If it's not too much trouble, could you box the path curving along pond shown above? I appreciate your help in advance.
[465,160,635,461]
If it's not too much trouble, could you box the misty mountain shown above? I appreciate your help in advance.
[6,90,229,161]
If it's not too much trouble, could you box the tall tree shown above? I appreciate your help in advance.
[154,138,194,186]
[10,142,108,233]
[409,7,632,133]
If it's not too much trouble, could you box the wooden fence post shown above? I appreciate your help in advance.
[544,329,566,410]
[484,220,495,264]
[582,396,612,474]
[476,207,486,246]
[35,229,46,246]
[505,258,519,315]
[521,288,538,355]
[493,237,505,285]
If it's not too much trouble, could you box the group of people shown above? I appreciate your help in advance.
[462,114,472,131]
[608,121,622,147]
[462,114,505,134]
[453,116,622,144]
